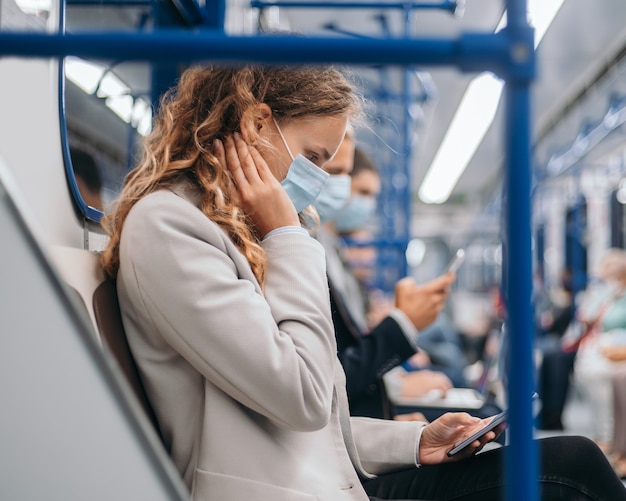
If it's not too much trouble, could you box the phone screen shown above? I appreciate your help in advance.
[446,410,508,457]
[447,249,465,274]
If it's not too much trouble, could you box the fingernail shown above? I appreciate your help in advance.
[234,131,241,140]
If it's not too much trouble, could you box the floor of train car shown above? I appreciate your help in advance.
[553,385,594,438]
[535,383,626,486]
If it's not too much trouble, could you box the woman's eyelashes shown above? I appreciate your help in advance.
[306,151,320,165]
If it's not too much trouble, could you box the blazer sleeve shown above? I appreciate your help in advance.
[120,193,336,432]
[350,416,426,475]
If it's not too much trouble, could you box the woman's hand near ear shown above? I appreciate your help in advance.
[216,133,299,237]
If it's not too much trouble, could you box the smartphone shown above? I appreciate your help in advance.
[446,410,508,457]
[447,248,466,274]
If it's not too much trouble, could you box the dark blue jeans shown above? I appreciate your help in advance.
[536,347,577,430]
[364,436,626,500]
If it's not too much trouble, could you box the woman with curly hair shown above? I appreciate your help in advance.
[101,64,626,501]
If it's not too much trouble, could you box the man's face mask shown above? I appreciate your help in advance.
[314,174,351,224]
[333,194,377,233]
[274,119,329,213]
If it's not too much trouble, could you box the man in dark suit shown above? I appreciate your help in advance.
[317,136,502,422]
[315,134,456,419]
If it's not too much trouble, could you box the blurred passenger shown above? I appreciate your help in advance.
[574,248,626,450]
[340,228,387,327]
[534,268,574,343]
[338,230,472,393]
[610,366,626,478]
[536,348,576,430]
[537,250,626,432]
[334,150,388,328]
[69,146,103,209]
[534,268,576,431]
[318,141,504,426]
[102,64,626,501]
[314,137,459,420]
[402,313,470,388]
[337,148,469,386]
[317,135,374,332]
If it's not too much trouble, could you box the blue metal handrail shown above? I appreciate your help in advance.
[250,0,461,13]
[542,93,626,179]
[318,7,429,293]
[0,31,514,72]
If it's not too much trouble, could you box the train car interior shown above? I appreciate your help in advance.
[2,0,626,499]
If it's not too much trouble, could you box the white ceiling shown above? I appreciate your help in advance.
[66,0,626,243]
[274,0,626,242]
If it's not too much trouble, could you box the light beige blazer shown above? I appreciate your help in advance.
[116,182,425,500]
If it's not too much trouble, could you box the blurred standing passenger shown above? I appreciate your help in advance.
[534,268,576,430]
[610,366,626,478]
[538,250,626,432]
[574,248,626,450]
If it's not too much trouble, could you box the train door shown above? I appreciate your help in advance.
[565,197,588,299]
[610,184,626,249]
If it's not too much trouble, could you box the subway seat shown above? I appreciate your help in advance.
[48,246,437,501]
[49,245,161,435]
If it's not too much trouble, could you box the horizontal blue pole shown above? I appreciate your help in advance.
[66,0,149,4]
[250,0,458,11]
[0,30,515,74]
[342,237,409,248]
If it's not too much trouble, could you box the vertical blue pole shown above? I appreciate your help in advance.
[505,1,537,501]
[400,3,413,281]
[505,80,538,501]
[151,0,181,111]
[204,0,225,29]
[572,194,587,295]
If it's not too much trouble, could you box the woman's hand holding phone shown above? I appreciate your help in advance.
[418,412,507,464]
[446,410,508,457]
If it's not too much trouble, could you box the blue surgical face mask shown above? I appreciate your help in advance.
[333,194,377,233]
[314,174,351,224]
[274,119,329,213]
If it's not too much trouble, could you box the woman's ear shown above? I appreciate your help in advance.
[240,103,272,142]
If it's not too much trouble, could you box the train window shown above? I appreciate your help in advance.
[61,1,152,222]
[534,225,546,281]
[610,186,626,249]
[2,0,49,30]
[565,199,588,294]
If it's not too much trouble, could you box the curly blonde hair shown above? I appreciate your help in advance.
[101,65,361,285]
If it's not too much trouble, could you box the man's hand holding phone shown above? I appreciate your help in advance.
[447,249,466,275]
[395,274,455,330]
